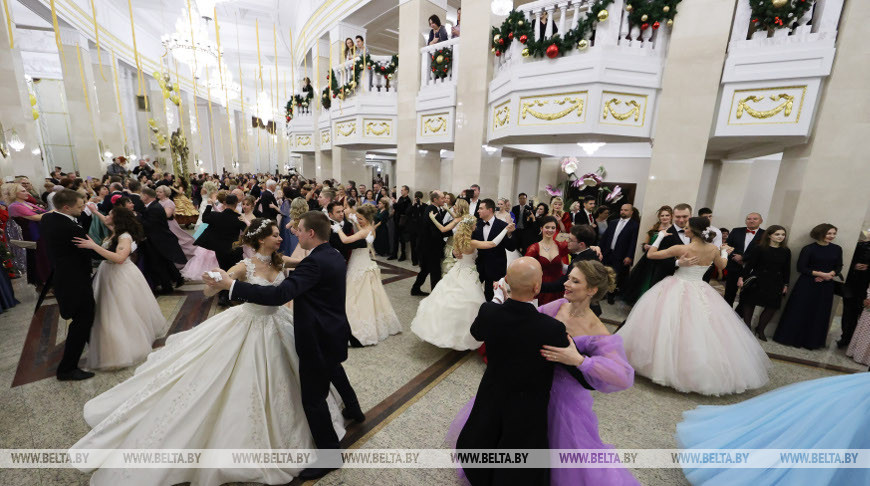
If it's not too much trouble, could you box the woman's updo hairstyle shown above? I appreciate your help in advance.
[688,216,716,243]
[539,215,559,230]
[356,204,377,224]
[235,218,283,269]
[572,260,617,303]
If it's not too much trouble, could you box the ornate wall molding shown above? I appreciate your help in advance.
[519,93,586,125]
[420,113,448,136]
[363,119,391,137]
[599,91,647,127]
[727,86,806,125]
[335,121,356,137]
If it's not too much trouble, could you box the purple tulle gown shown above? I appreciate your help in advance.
[447,298,639,485]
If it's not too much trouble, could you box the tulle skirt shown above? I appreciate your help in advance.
[180,246,220,281]
[71,302,346,486]
[168,219,197,261]
[676,372,870,485]
[88,260,167,370]
[618,275,771,395]
[411,262,484,351]
[346,249,402,345]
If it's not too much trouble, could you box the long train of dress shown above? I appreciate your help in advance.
[71,260,345,485]
[346,247,402,345]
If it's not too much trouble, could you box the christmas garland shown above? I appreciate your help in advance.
[625,0,682,31]
[327,54,399,100]
[749,0,814,32]
[321,86,331,110]
[430,47,453,79]
[284,100,294,121]
[491,2,615,59]
[0,235,18,278]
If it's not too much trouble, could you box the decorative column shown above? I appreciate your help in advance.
[313,38,331,181]
[58,28,102,176]
[91,49,125,156]
[632,0,737,260]
[0,5,44,181]
[396,0,445,196]
[768,0,870,279]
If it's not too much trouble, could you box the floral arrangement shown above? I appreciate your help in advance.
[558,159,613,206]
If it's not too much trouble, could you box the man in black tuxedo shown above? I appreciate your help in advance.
[511,192,535,254]
[132,159,154,180]
[155,172,173,188]
[467,184,482,218]
[126,180,147,215]
[457,257,571,486]
[256,179,279,221]
[538,224,603,314]
[249,179,262,198]
[207,211,363,480]
[411,190,446,296]
[647,203,693,286]
[195,194,246,305]
[724,213,765,307]
[326,202,367,261]
[40,190,99,381]
[140,188,187,294]
[599,203,640,303]
[99,182,125,214]
[473,199,516,301]
[580,195,597,227]
[389,185,411,261]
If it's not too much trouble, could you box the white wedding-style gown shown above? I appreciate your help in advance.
[411,250,484,351]
[71,259,346,486]
[88,233,167,370]
[346,246,402,345]
[617,264,771,396]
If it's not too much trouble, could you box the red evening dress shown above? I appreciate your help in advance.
[525,240,569,305]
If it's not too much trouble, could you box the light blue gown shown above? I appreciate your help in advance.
[676,372,870,485]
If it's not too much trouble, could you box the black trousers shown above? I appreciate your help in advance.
[724,263,742,306]
[390,223,408,258]
[57,294,95,374]
[483,278,495,302]
[840,293,866,345]
[408,231,419,263]
[412,246,442,291]
[298,356,359,451]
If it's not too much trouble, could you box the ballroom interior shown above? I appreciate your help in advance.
[1,0,869,485]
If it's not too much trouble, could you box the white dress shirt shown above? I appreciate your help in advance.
[611,218,630,250]
[744,228,759,251]
[469,198,479,216]
[584,210,595,225]
[673,224,690,244]
[482,215,495,241]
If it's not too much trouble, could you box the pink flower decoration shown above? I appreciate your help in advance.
[605,185,623,202]
[571,179,584,188]
[545,184,562,197]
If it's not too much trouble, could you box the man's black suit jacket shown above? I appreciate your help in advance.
[39,213,98,319]
[329,218,367,260]
[648,225,684,285]
[141,201,187,264]
[726,227,765,266]
[231,243,351,364]
[194,205,247,256]
[600,219,640,267]
[457,299,570,486]
[417,204,445,251]
[257,189,279,221]
[472,216,516,283]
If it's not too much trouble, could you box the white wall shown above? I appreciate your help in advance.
[711,154,782,229]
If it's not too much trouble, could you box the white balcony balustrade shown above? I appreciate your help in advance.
[417,38,460,146]
[711,0,845,150]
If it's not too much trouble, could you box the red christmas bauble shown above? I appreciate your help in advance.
[499,38,505,45]
[332,94,337,98]
[432,67,436,72]
[546,44,559,58]
[641,23,649,30]
[443,68,447,72]
[519,34,528,44]
[652,21,660,29]
[508,32,514,40]
[495,50,502,57]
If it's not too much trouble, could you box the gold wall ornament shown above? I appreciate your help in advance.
[520,97,584,122]
[295,134,311,146]
[493,103,510,129]
[422,115,447,135]
[736,93,795,120]
[321,130,330,144]
[365,121,391,136]
[336,122,356,137]
[602,98,641,121]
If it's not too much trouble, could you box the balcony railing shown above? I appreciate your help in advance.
[330,54,398,101]
[728,0,843,49]
[420,37,460,89]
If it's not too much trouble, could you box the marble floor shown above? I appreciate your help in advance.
[0,257,865,486]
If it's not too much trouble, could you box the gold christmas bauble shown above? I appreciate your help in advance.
[162,90,170,99]
[29,94,37,106]
[387,74,393,80]
[597,9,609,22]
[517,20,524,26]
[493,34,500,43]
[32,108,39,120]
[641,14,648,21]
[491,47,497,53]
[521,48,530,57]
[578,39,589,50]
[436,55,444,64]
[626,4,633,12]
[667,19,674,27]
[663,6,670,13]
[771,0,788,7]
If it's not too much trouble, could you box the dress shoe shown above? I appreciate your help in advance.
[754,328,768,342]
[606,293,615,305]
[57,369,95,381]
[398,256,406,262]
[175,278,186,288]
[411,288,429,296]
[299,467,338,480]
[387,255,397,261]
[342,406,366,423]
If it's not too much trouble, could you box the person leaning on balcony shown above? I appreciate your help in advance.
[451,7,460,38]
[428,14,448,46]
[343,37,355,60]
[538,11,558,39]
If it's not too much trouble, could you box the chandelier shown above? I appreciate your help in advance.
[162,9,220,78]
[491,0,512,16]
[206,61,241,99]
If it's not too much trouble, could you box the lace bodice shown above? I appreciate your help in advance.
[674,265,711,281]
[457,250,478,267]
[102,233,136,262]
[240,258,286,316]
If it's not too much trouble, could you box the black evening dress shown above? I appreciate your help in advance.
[739,245,791,309]
[773,243,843,349]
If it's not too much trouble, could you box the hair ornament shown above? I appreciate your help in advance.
[246,219,273,237]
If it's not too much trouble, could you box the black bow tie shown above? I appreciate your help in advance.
[484,221,490,226]
[678,229,685,233]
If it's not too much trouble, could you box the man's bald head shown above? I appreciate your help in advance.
[505,257,543,301]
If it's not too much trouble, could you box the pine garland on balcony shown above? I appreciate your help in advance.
[284,100,294,122]
[624,1,682,31]
[748,0,814,32]
[491,1,616,59]
[321,86,331,110]
[430,47,453,79]
[364,53,399,78]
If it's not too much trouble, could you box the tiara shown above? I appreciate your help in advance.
[246,219,272,237]
[458,215,476,227]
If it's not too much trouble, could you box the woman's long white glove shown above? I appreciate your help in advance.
[491,226,510,247]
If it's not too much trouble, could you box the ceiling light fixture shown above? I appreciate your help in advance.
[577,142,606,156]
[491,0,513,16]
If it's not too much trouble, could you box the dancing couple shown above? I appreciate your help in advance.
[71,211,364,484]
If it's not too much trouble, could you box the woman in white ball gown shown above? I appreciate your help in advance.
[410,214,513,350]
[334,204,402,345]
[70,219,345,485]
[72,207,166,370]
[617,216,771,396]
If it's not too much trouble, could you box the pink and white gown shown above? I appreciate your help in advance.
[346,246,402,345]
[617,264,771,396]
[71,259,346,485]
[88,233,167,370]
